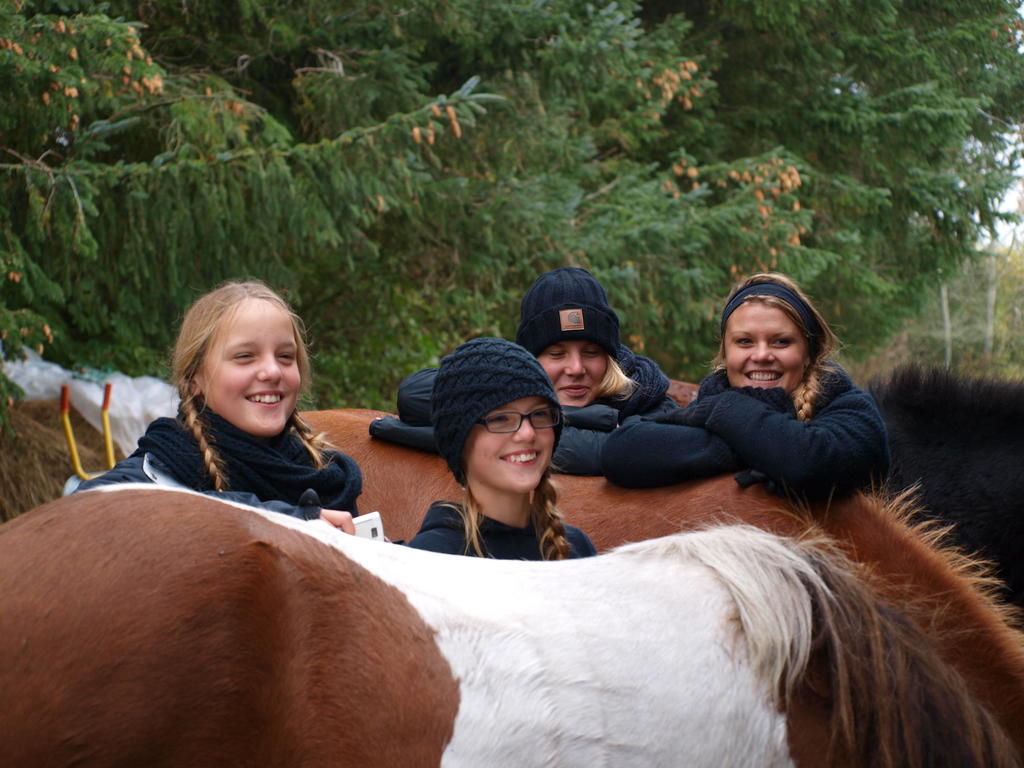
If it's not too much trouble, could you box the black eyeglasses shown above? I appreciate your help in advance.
[476,406,561,433]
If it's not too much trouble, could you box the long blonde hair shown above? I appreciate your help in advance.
[592,354,637,401]
[446,470,572,560]
[172,280,332,490]
[715,273,839,421]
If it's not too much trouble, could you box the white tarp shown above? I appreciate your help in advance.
[3,348,179,456]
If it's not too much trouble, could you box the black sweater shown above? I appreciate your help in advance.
[600,364,890,499]
[407,501,597,559]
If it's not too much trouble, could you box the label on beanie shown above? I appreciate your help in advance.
[559,308,585,331]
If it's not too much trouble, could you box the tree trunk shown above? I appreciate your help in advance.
[984,255,998,360]
[940,282,952,368]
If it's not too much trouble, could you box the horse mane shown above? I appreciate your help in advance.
[870,364,1024,426]
[614,520,1022,768]
[872,487,1024,630]
[784,483,1024,632]
[614,527,821,702]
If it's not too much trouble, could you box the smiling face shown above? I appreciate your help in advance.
[723,302,810,395]
[193,298,301,438]
[536,341,609,407]
[463,395,555,508]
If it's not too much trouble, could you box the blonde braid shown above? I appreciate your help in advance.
[791,372,814,422]
[532,472,571,560]
[180,394,228,491]
[287,412,334,470]
[792,364,826,422]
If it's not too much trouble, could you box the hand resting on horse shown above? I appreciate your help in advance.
[298,488,356,535]
[320,508,356,535]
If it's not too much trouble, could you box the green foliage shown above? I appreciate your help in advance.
[2,0,1023,434]
[660,0,1024,352]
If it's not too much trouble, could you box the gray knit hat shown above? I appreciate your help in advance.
[515,267,621,359]
[431,337,562,484]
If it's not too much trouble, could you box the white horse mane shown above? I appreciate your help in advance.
[611,530,822,706]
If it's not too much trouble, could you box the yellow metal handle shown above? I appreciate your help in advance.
[101,382,115,469]
[61,385,100,481]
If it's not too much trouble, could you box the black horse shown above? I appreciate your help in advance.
[870,365,1024,607]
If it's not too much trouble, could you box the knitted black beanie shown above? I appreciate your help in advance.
[515,267,620,359]
[431,337,562,485]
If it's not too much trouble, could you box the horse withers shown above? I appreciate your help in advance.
[2,486,1018,767]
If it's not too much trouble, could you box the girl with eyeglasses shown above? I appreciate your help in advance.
[406,338,597,559]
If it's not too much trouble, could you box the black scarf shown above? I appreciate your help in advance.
[134,411,362,512]
[605,344,671,419]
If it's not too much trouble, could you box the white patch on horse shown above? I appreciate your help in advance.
[107,486,801,767]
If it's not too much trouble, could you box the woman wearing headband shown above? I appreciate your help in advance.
[600,273,889,499]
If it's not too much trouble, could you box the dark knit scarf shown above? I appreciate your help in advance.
[603,344,671,419]
[134,411,362,512]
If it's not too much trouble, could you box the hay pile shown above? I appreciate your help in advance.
[1,401,121,521]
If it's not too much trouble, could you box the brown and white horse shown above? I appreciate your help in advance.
[1,486,1018,767]
[303,408,1024,753]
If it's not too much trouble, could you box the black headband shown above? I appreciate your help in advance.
[720,282,820,358]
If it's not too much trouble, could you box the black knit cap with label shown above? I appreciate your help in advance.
[431,337,562,485]
[515,267,621,360]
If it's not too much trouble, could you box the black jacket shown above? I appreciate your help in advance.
[407,501,597,559]
[371,360,678,475]
[601,364,890,499]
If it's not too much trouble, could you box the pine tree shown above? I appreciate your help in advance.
[2,0,1022,430]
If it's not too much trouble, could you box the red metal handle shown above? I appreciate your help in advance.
[61,384,70,413]
[102,382,112,411]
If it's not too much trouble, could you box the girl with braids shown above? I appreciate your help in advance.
[407,337,596,560]
[601,273,890,499]
[76,281,362,531]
